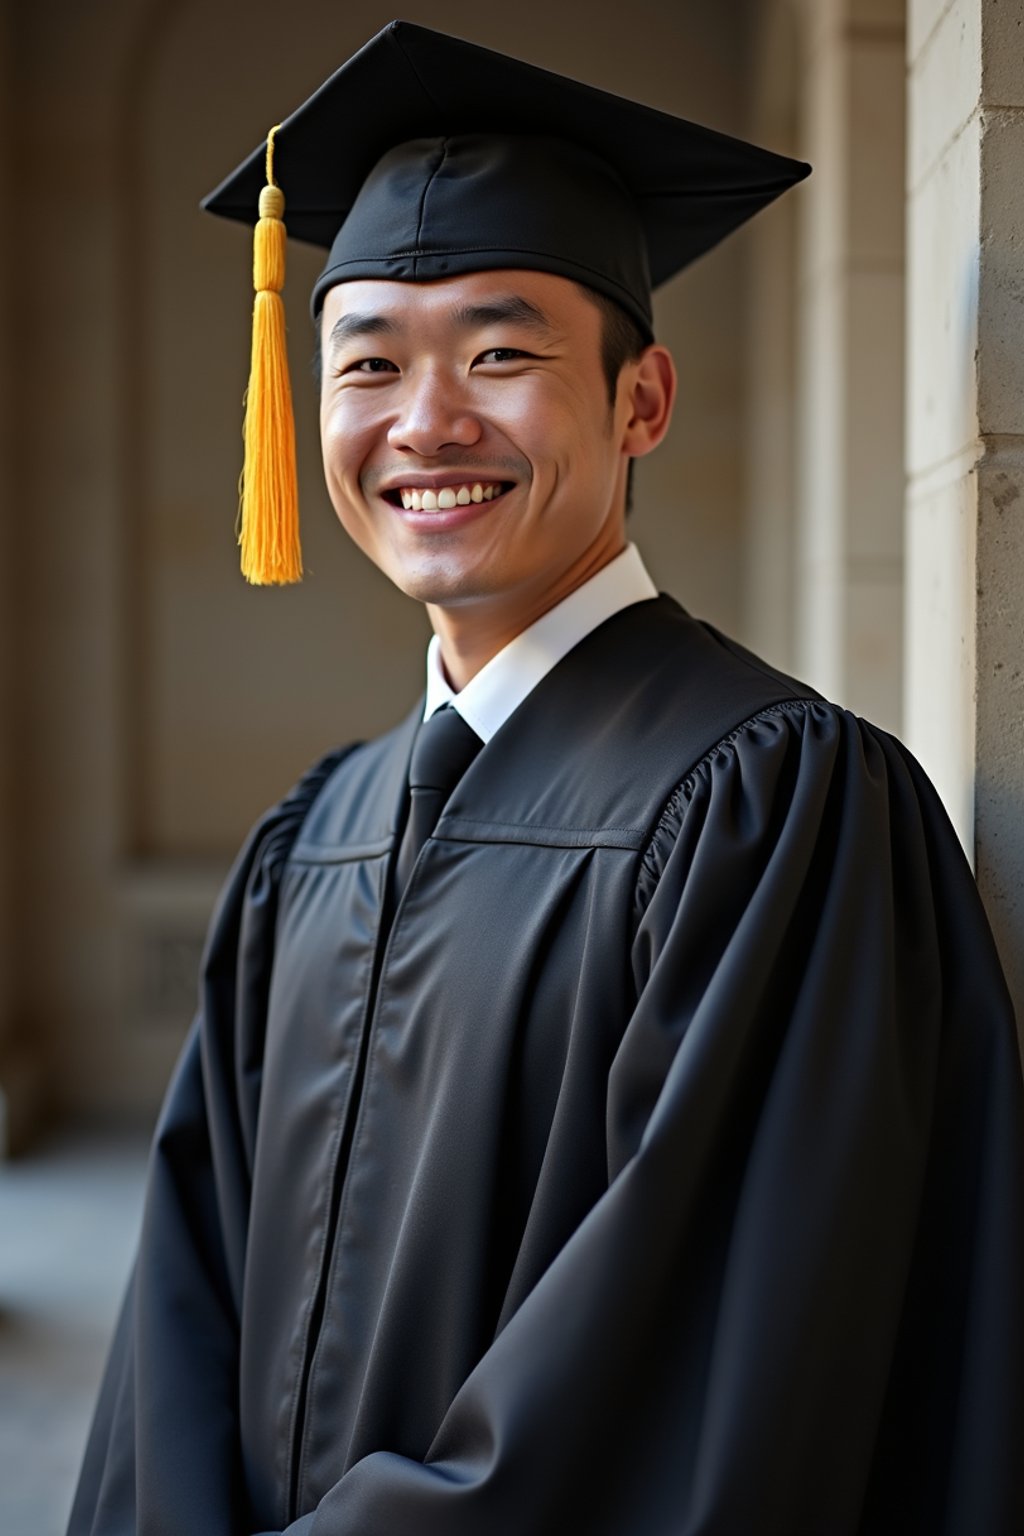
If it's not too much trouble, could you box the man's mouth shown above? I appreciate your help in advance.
[382,480,512,511]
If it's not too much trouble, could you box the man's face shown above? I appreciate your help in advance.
[318,269,634,619]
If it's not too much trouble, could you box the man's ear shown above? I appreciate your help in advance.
[620,345,676,459]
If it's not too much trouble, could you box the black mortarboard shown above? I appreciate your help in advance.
[201,20,810,584]
[204,19,810,339]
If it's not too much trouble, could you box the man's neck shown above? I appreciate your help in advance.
[426,534,628,690]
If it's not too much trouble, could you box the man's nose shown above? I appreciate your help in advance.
[387,371,482,456]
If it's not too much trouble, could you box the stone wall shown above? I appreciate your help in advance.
[743,0,802,673]
[0,1,44,1151]
[793,0,906,730]
[905,0,1024,1026]
[0,0,15,1148]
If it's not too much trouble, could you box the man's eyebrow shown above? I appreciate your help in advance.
[450,296,558,333]
[327,313,398,353]
[326,295,558,356]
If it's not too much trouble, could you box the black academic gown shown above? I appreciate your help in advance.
[68,595,1024,1536]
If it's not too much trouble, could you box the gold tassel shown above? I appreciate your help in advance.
[238,125,302,584]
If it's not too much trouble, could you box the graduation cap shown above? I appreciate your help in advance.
[202,20,810,585]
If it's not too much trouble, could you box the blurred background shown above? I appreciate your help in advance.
[1,0,1022,1531]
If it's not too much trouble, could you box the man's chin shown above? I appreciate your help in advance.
[384,555,513,610]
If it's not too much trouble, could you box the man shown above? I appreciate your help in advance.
[69,21,1024,1536]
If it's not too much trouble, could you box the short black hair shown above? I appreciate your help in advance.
[577,288,647,522]
[573,284,649,409]
[573,284,649,515]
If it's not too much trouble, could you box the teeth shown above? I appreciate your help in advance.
[394,481,504,509]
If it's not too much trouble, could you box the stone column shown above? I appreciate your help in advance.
[905,0,1024,1020]
[792,0,906,730]
[742,0,801,672]
[0,3,43,1154]
[0,0,13,1153]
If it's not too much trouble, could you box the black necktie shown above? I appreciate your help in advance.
[394,705,482,897]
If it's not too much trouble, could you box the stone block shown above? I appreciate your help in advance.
[908,0,943,65]
[977,109,1024,436]
[903,466,977,850]
[906,112,981,475]
[981,0,1024,109]
[974,447,1024,1013]
[908,0,981,192]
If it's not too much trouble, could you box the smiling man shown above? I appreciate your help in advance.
[319,271,673,684]
[68,21,1024,1536]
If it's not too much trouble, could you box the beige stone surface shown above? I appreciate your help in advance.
[743,0,801,673]
[905,1,1024,1031]
[792,2,905,729]
[0,0,48,1150]
[974,446,1024,1008]
[904,461,977,848]
[17,107,124,1124]
[906,0,1024,149]
[0,1,15,1081]
[801,21,847,286]
[977,110,1024,434]
[908,0,958,64]
[908,0,981,191]
[744,204,799,669]
[905,113,981,474]
[980,0,1024,107]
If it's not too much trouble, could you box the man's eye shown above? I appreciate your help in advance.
[477,348,531,364]
[346,357,398,374]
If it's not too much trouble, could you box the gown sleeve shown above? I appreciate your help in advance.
[295,700,1024,1536]
[65,746,354,1536]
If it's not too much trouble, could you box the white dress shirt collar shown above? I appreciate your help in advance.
[423,542,658,743]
